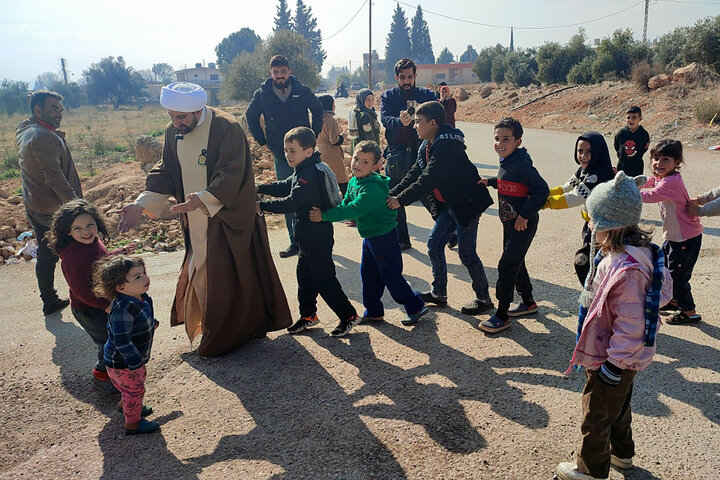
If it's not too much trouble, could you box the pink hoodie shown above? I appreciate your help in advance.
[569,245,673,372]
[641,173,703,242]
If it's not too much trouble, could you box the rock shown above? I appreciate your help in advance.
[0,246,14,258]
[0,188,8,199]
[0,225,15,240]
[507,92,518,99]
[134,135,163,165]
[456,88,469,101]
[480,85,493,98]
[6,196,22,205]
[648,73,671,90]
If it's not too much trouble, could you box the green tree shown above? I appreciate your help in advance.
[34,72,62,90]
[684,15,720,73]
[221,51,265,102]
[473,44,507,82]
[384,4,412,80]
[274,0,293,31]
[410,6,434,64]
[151,63,176,83]
[294,0,326,70]
[437,47,454,64]
[491,55,506,83]
[504,49,537,87]
[567,56,594,84]
[653,26,690,69]
[536,42,567,84]
[215,28,261,67]
[591,29,634,82]
[326,65,349,86]
[53,82,86,110]
[0,79,28,116]
[459,45,478,64]
[83,56,146,109]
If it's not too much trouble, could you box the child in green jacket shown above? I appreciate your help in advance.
[310,141,428,326]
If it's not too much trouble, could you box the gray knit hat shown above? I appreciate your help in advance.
[580,171,647,306]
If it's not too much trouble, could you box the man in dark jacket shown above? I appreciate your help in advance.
[381,57,437,250]
[17,89,82,315]
[246,55,324,257]
[387,101,494,315]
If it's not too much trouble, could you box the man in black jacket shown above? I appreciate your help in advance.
[387,101,494,315]
[246,55,324,257]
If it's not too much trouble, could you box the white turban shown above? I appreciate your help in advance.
[160,82,207,112]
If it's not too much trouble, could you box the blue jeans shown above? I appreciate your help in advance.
[427,208,490,301]
[361,228,424,317]
[273,155,297,247]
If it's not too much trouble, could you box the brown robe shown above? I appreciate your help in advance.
[317,112,349,184]
[145,107,292,356]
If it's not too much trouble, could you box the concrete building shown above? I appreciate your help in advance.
[363,50,387,85]
[415,62,477,86]
[175,63,223,105]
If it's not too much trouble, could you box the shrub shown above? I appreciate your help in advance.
[3,148,19,170]
[693,95,720,124]
[1,168,20,179]
[631,61,666,90]
[567,57,594,84]
[113,145,128,152]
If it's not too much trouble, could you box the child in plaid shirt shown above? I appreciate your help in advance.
[94,255,159,435]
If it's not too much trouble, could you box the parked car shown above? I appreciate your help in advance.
[317,82,328,93]
[350,82,367,91]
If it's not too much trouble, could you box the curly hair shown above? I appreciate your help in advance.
[47,199,109,253]
[92,255,145,301]
[598,224,654,254]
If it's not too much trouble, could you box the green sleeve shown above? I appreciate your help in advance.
[321,183,385,222]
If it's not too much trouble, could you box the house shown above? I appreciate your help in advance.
[363,50,387,84]
[175,63,223,105]
[415,62,477,86]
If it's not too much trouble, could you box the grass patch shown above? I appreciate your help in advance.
[693,96,720,124]
[3,148,19,170]
[1,169,20,179]
[12,187,22,195]
[79,171,97,178]
[113,145,128,153]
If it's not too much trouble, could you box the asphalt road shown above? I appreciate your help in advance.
[1,122,718,479]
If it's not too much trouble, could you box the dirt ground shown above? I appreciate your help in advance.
[1,121,718,479]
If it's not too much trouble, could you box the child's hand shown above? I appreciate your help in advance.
[255,201,262,215]
[689,196,703,206]
[123,243,136,255]
[514,215,528,231]
[686,201,701,217]
[477,177,488,186]
[386,196,401,210]
[309,207,323,222]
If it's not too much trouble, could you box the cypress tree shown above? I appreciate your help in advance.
[274,0,292,31]
[384,4,412,81]
[410,6,434,64]
[294,0,327,70]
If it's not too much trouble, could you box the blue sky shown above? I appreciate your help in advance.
[2,0,719,84]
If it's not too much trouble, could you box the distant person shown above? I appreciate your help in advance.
[93,255,160,435]
[317,95,349,195]
[543,132,615,284]
[380,57,437,251]
[310,140,428,326]
[434,81,447,100]
[613,105,650,177]
[118,82,291,357]
[479,117,549,333]
[257,127,359,337]
[387,102,493,315]
[352,88,381,150]
[16,89,82,315]
[438,86,456,128]
[640,139,703,325]
[246,55,324,258]
[557,172,672,480]
[47,199,135,395]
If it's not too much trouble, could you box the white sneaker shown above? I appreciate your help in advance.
[556,462,607,480]
[610,454,633,469]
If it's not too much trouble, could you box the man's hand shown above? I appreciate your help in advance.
[170,193,209,215]
[309,207,323,222]
[256,201,262,215]
[116,203,144,233]
[514,215,528,231]
[686,201,701,217]
[399,110,413,127]
[477,177,488,186]
[386,196,401,210]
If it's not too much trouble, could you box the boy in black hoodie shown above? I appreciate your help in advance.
[480,117,549,333]
[258,127,359,337]
[387,101,494,314]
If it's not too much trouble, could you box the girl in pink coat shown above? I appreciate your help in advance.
[557,172,672,480]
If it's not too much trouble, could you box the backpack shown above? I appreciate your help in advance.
[347,105,359,139]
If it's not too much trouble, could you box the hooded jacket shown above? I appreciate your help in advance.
[487,147,549,223]
[380,85,437,148]
[354,89,381,144]
[245,76,324,159]
[545,131,615,219]
[390,124,493,227]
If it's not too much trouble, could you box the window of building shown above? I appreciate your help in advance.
[435,73,446,80]
[210,74,219,81]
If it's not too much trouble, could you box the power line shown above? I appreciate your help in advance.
[322,0,369,41]
[657,0,720,4]
[393,0,646,30]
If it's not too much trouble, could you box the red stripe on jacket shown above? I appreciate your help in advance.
[497,179,529,197]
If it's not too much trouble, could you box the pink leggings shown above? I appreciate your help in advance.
[107,365,147,424]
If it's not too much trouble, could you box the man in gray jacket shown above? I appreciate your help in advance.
[17,90,82,315]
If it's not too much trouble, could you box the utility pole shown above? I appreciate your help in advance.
[643,0,649,43]
[60,58,69,84]
[368,0,372,89]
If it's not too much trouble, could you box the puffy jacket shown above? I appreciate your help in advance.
[487,147,549,223]
[390,124,493,227]
[245,76,324,159]
[380,86,437,148]
[16,117,82,214]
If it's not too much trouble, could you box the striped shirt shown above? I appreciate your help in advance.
[103,293,157,370]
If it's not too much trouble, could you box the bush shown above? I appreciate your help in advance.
[631,61,666,90]
[567,57,594,84]
[113,145,128,153]
[3,148,19,170]
[693,95,720,124]
[1,169,20,179]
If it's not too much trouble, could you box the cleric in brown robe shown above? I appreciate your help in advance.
[118,82,291,356]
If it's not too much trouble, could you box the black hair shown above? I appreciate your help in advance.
[394,58,417,76]
[30,89,62,115]
[318,94,334,112]
[626,105,642,116]
[270,55,290,68]
[494,117,523,139]
[650,139,684,168]
[355,140,382,163]
[416,101,446,127]
[93,255,146,301]
[284,126,316,149]
[47,199,109,253]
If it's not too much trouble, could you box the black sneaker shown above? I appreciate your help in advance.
[399,241,412,251]
[287,315,320,334]
[461,299,495,315]
[279,245,299,258]
[447,235,458,249]
[419,291,448,307]
[43,298,70,315]
[330,314,360,337]
[401,306,429,326]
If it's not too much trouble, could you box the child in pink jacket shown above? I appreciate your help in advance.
[557,172,672,480]
[640,139,703,324]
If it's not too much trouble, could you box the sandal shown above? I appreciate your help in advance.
[666,311,701,325]
[125,419,160,435]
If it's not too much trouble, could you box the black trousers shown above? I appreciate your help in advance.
[574,222,592,286]
[25,208,60,305]
[663,233,702,311]
[496,214,538,311]
[297,238,356,321]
